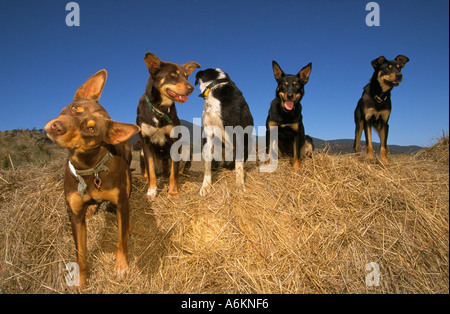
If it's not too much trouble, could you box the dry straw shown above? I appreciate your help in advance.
[0,137,448,293]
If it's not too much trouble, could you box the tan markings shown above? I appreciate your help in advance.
[87,120,96,127]
[67,192,90,213]
[378,72,396,92]
[284,123,299,132]
[364,108,390,123]
[76,106,85,113]
[91,188,120,204]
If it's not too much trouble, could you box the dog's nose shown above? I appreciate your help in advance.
[50,121,66,135]
[396,73,403,81]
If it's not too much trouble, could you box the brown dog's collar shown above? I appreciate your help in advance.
[145,95,173,124]
[374,94,388,103]
[68,152,112,197]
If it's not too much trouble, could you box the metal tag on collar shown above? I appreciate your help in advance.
[93,173,102,191]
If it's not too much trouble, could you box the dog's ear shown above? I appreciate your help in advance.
[395,55,410,68]
[298,63,312,84]
[74,70,107,101]
[272,61,285,81]
[183,62,201,77]
[144,52,163,75]
[194,71,203,86]
[105,121,140,145]
[371,56,387,69]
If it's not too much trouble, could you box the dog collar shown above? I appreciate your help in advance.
[198,79,229,99]
[68,152,112,197]
[145,95,173,124]
[374,95,388,103]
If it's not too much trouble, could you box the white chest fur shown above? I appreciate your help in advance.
[202,96,225,141]
[141,122,171,146]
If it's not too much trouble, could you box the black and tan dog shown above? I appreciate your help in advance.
[44,70,140,289]
[353,55,409,163]
[266,61,314,170]
[136,52,200,200]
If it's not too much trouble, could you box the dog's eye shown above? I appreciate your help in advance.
[397,65,400,68]
[88,127,95,133]
[389,65,393,69]
[71,106,77,111]
[293,81,297,85]
[170,73,177,77]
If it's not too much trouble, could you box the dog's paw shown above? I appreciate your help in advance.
[293,159,302,171]
[200,176,212,196]
[200,185,211,196]
[114,263,128,281]
[236,183,246,195]
[146,188,157,201]
[168,189,179,198]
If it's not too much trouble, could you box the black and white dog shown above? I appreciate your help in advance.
[195,68,254,196]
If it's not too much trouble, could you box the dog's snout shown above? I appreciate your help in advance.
[396,73,403,80]
[186,84,194,94]
[50,121,66,135]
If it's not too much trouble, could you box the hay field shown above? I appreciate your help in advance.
[0,138,448,294]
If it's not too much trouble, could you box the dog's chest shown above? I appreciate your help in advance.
[203,96,224,132]
[364,108,390,123]
[141,122,171,146]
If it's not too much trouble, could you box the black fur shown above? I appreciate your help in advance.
[353,55,409,163]
[265,61,314,169]
[195,68,254,167]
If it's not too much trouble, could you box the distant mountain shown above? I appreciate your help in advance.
[310,137,423,155]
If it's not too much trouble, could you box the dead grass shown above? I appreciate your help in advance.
[0,137,448,294]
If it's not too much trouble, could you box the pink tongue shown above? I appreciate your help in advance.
[176,95,188,103]
[285,101,294,110]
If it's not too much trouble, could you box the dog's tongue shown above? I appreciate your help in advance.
[285,101,294,110]
[175,95,188,103]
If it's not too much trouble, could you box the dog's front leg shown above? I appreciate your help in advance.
[364,121,374,160]
[200,133,213,196]
[168,159,179,197]
[115,191,129,280]
[67,193,88,289]
[376,123,390,164]
[293,124,304,171]
[143,143,157,201]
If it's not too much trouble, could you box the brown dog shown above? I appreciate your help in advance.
[44,70,140,289]
[136,52,200,201]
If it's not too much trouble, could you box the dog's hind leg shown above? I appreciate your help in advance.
[354,120,364,155]
[353,105,364,155]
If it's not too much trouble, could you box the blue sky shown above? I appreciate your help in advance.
[0,0,448,147]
